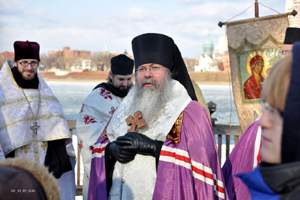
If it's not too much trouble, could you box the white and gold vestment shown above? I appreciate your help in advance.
[0,61,76,200]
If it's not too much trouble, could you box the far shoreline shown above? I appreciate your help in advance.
[43,78,231,86]
[39,71,231,85]
[40,71,232,86]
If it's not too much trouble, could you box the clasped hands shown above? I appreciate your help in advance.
[107,132,157,164]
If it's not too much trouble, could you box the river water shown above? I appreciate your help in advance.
[48,81,239,125]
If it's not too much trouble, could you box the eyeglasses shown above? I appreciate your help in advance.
[18,61,39,68]
[137,66,164,74]
[260,98,284,118]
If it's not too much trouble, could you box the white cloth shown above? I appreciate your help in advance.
[0,143,4,160]
[76,85,123,200]
[58,156,76,200]
[0,61,76,200]
[107,80,191,200]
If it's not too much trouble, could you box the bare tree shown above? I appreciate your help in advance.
[92,51,115,71]
[56,57,67,70]
[40,53,55,71]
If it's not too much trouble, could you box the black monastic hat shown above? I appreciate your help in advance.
[111,54,134,75]
[283,27,300,44]
[131,33,197,101]
[281,42,300,163]
[14,40,40,61]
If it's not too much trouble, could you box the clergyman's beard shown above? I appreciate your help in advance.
[18,68,36,81]
[129,76,172,129]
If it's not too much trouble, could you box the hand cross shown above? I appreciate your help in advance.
[126,111,146,132]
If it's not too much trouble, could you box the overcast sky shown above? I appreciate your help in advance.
[0,0,287,58]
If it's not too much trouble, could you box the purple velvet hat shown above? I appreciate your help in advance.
[14,40,40,61]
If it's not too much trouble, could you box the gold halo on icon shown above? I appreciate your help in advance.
[246,51,270,76]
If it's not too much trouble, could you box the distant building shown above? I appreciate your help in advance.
[286,0,300,27]
[218,35,228,55]
[49,50,63,59]
[195,55,221,72]
[0,51,14,69]
[70,59,92,71]
[216,35,230,71]
[221,53,230,71]
[0,51,14,61]
[203,35,214,57]
[195,35,220,72]
[184,58,198,71]
[49,46,91,60]
[48,46,92,71]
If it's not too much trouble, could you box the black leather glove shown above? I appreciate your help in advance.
[106,141,136,164]
[115,132,157,157]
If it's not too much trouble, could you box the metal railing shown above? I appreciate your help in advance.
[212,123,242,163]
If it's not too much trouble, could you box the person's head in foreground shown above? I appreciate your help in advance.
[0,158,61,200]
[13,40,40,81]
[109,54,134,91]
[259,44,296,164]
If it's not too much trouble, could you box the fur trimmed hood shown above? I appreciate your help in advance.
[0,158,61,200]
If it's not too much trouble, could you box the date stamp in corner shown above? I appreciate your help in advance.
[10,189,36,193]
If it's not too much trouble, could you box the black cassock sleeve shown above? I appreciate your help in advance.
[105,143,117,197]
[45,139,72,179]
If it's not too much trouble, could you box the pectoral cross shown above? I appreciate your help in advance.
[126,110,146,132]
[30,121,40,135]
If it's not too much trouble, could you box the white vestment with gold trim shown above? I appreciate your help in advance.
[0,61,76,200]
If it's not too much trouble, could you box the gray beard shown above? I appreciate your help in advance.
[128,77,172,131]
